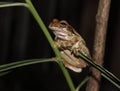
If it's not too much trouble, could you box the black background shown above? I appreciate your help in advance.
[0,0,120,91]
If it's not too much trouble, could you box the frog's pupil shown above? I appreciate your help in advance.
[60,22,67,25]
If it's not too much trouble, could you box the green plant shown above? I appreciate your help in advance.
[0,1,119,91]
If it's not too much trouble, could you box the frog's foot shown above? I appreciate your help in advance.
[71,42,80,55]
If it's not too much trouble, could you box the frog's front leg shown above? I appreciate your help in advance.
[54,39,72,50]
[71,41,80,55]
[54,39,67,51]
[54,40,61,49]
[71,40,90,58]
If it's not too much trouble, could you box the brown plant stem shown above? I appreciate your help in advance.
[86,0,111,91]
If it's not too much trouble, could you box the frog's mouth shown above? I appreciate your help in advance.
[53,30,69,40]
[49,27,68,39]
[53,30,66,37]
[49,26,74,40]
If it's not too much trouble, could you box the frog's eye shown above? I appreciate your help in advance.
[60,22,67,25]
[60,21,68,26]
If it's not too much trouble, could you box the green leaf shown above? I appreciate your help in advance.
[0,2,28,8]
[0,58,56,74]
[77,51,120,89]
[25,0,76,91]
[0,71,11,76]
[76,76,89,91]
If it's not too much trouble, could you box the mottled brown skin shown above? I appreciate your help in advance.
[49,19,91,72]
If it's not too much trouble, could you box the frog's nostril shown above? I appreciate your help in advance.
[53,19,59,23]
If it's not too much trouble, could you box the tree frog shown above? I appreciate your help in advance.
[49,19,91,72]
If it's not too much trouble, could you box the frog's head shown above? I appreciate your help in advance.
[49,19,77,40]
